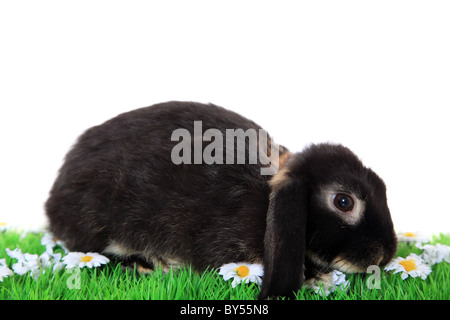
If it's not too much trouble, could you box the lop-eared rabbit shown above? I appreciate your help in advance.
[46,101,397,299]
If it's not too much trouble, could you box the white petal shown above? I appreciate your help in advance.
[248,264,264,277]
[12,261,30,276]
[52,252,62,262]
[0,259,7,267]
[0,266,14,278]
[392,266,405,274]
[52,262,64,273]
[6,248,24,260]
[248,275,262,285]
[63,252,84,268]
[332,270,347,286]
[231,277,241,288]
[218,263,237,276]
[445,255,450,263]
[41,233,56,247]
[222,271,237,281]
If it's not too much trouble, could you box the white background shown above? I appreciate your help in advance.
[1,1,449,235]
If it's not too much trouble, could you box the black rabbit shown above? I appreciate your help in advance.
[45,101,397,299]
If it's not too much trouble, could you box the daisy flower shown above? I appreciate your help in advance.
[41,232,68,253]
[384,253,432,280]
[397,232,430,246]
[5,247,66,279]
[63,252,110,269]
[329,270,350,295]
[218,262,264,288]
[0,222,8,232]
[0,259,8,267]
[39,251,64,273]
[5,248,24,260]
[0,259,13,282]
[306,270,350,297]
[417,243,450,265]
[6,248,41,280]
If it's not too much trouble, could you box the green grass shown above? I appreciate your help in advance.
[0,230,449,300]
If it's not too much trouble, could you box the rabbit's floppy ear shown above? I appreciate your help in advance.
[258,168,309,300]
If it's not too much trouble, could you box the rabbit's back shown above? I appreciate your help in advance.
[45,101,273,269]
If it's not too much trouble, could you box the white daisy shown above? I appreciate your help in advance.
[41,232,68,253]
[417,243,450,265]
[39,251,64,273]
[11,259,38,278]
[38,252,53,269]
[0,259,13,282]
[384,253,432,280]
[0,222,8,232]
[331,270,350,292]
[306,270,350,297]
[6,248,41,280]
[62,252,110,269]
[5,248,24,260]
[397,232,430,246]
[218,262,264,288]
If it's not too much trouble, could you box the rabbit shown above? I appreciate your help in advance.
[45,101,397,299]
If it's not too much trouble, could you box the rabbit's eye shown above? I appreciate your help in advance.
[322,187,364,224]
[333,193,354,212]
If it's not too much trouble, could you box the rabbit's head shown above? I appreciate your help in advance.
[259,143,397,299]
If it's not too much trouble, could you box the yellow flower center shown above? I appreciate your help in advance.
[403,232,416,237]
[399,259,417,272]
[0,222,7,226]
[81,255,93,263]
[235,265,250,278]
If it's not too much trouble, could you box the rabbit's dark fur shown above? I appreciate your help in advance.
[45,101,397,299]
